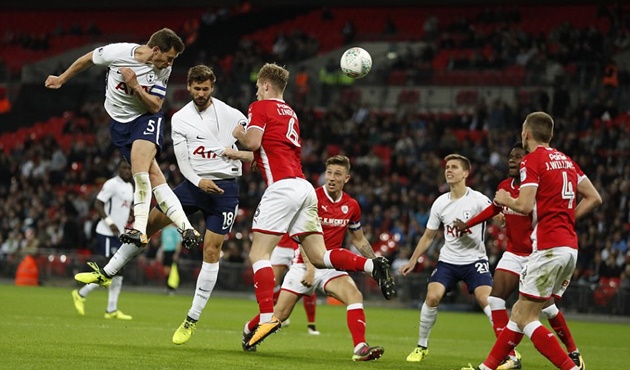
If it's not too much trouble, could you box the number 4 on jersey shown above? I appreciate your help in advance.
[561,171,575,209]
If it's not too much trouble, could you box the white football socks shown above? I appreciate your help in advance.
[153,183,193,231]
[187,262,219,321]
[541,303,559,319]
[107,276,123,312]
[487,296,506,310]
[78,283,99,297]
[103,243,141,276]
[132,172,151,234]
[418,302,438,348]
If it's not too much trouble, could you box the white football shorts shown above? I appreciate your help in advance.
[252,178,323,237]
[519,247,577,300]
[270,246,296,268]
[281,263,349,296]
[495,251,529,276]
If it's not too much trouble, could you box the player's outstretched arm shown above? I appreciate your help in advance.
[399,228,438,276]
[454,203,501,232]
[45,51,94,89]
[575,177,602,220]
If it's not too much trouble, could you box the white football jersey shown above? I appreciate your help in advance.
[171,98,247,181]
[426,187,492,264]
[95,176,134,236]
[92,43,171,122]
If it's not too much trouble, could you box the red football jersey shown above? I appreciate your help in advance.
[246,98,305,186]
[497,178,533,256]
[294,187,362,264]
[520,146,584,251]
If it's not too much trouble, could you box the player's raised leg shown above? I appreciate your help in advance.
[76,205,173,284]
[301,234,396,300]
[149,159,200,248]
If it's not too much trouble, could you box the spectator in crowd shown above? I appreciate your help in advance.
[342,20,356,45]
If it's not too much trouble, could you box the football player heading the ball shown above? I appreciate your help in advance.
[45,28,202,251]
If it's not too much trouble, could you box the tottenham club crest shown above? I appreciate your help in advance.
[462,210,472,220]
[146,71,157,84]
[341,205,348,214]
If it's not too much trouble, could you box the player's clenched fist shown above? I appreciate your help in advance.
[45,75,63,89]
[493,189,511,206]
[119,67,139,88]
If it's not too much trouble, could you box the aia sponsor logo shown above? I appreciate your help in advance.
[192,146,219,159]
[446,224,471,237]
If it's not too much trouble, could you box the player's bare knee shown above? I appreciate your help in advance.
[310,260,326,269]
[425,294,442,307]
[249,247,270,263]
[345,288,363,304]
[509,303,531,329]
[202,240,222,260]
[202,248,220,263]
[304,253,325,268]
[130,159,153,176]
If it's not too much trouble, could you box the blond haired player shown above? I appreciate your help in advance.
[231,63,396,350]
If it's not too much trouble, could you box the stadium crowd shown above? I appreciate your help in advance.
[1,4,630,297]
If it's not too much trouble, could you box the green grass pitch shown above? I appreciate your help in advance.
[1,285,627,369]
